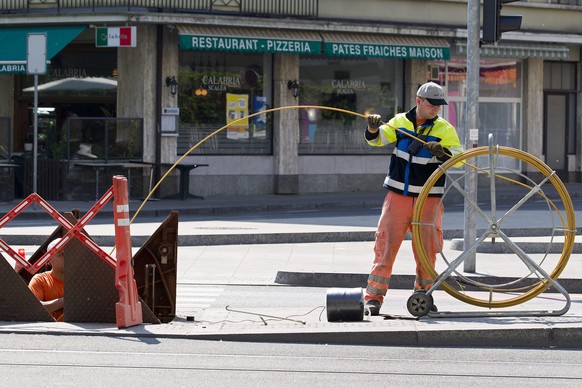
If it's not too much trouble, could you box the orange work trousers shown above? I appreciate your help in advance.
[365,191,444,304]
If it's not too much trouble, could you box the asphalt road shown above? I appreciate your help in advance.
[1,334,581,387]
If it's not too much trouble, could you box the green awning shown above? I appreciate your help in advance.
[178,26,322,55]
[178,26,449,60]
[322,32,450,60]
[0,25,86,73]
[456,41,569,60]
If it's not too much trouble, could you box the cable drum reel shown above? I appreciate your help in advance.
[408,143,576,317]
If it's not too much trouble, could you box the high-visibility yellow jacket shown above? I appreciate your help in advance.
[365,107,463,197]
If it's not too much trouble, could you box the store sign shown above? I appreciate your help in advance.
[0,26,85,73]
[332,79,367,94]
[96,27,136,47]
[0,64,26,74]
[50,68,87,77]
[180,35,321,55]
[0,65,88,76]
[226,93,249,140]
[202,75,241,91]
[324,42,450,60]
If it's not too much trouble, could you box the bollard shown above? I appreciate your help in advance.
[15,249,26,272]
[113,175,143,329]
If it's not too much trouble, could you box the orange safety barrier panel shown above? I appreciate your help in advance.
[0,176,147,328]
[112,175,143,328]
[0,191,116,274]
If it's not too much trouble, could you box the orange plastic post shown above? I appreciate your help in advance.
[15,249,25,272]
[112,175,143,329]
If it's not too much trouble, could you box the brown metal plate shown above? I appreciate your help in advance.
[64,237,159,324]
[0,252,54,322]
[15,210,159,324]
[133,211,178,323]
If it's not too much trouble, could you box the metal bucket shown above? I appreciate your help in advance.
[326,287,364,322]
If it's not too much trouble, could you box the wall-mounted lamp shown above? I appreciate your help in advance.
[165,76,178,96]
[195,84,208,97]
[287,80,300,98]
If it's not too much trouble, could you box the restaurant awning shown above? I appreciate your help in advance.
[321,32,450,60]
[178,26,451,60]
[178,26,322,55]
[0,25,86,73]
[456,41,569,60]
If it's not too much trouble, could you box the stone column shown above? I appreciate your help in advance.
[116,25,157,164]
[523,57,544,171]
[0,75,14,119]
[0,74,14,151]
[273,54,299,194]
[116,25,160,197]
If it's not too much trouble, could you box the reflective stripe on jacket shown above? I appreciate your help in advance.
[366,107,463,197]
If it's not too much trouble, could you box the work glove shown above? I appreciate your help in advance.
[425,141,445,158]
[367,114,382,133]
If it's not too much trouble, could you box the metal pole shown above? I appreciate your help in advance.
[33,74,38,196]
[27,33,47,199]
[464,0,480,272]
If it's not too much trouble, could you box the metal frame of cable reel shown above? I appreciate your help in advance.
[406,134,576,319]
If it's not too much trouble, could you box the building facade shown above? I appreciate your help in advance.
[0,0,580,200]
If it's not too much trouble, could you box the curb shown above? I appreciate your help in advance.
[449,238,582,254]
[0,198,385,222]
[1,322,581,349]
[0,232,375,247]
[274,271,582,293]
[2,228,577,248]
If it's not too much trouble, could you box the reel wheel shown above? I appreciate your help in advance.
[406,291,434,317]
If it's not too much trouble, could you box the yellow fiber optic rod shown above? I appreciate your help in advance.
[132,105,370,223]
[129,105,557,223]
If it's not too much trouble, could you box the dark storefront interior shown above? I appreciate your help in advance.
[4,43,145,201]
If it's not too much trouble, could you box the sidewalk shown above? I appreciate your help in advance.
[0,180,580,221]
[0,185,580,347]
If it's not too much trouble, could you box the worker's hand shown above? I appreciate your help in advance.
[425,141,445,158]
[367,114,382,133]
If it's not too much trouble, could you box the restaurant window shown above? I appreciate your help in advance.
[298,56,404,154]
[428,58,522,170]
[177,51,273,155]
[19,45,118,160]
[544,61,577,155]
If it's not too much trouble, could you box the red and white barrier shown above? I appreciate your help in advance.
[0,175,143,329]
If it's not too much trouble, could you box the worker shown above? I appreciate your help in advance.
[29,238,65,321]
[364,81,463,316]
